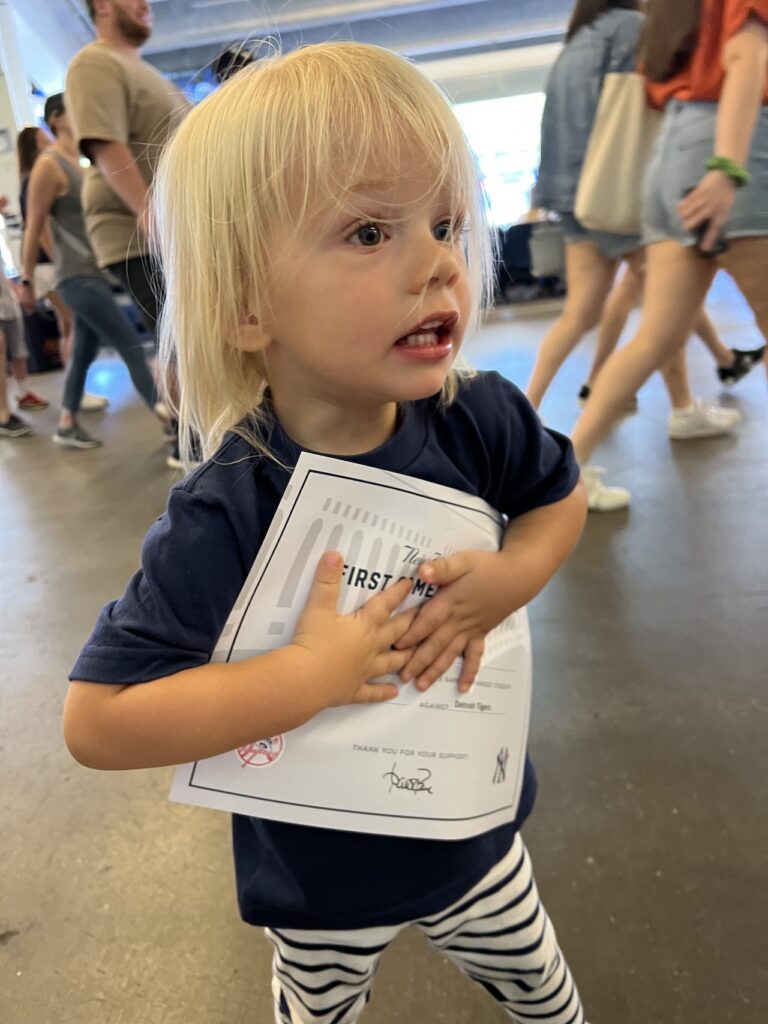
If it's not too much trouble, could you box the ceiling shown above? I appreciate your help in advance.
[139,0,573,75]
[10,0,575,98]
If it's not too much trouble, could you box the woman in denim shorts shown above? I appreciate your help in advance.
[528,0,644,410]
[572,0,768,508]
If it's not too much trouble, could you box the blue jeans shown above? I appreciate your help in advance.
[56,274,157,415]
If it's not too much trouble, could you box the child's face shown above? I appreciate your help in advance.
[259,153,472,436]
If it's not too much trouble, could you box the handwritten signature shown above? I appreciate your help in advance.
[382,762,433,795]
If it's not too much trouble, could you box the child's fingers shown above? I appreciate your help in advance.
[401,624,464,683]
[360,576,413,624]
[393,598,452,650]
[457,637,485,693]
[350,682,400,705]
[414,639,468,691]
[383,608,419,648]
[419,552,471,587]
[373,647,413,678]
[305,551,345,610]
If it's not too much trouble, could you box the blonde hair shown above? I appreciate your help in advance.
[152,42,494,462]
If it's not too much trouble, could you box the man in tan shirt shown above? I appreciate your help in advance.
[65,0,189,347]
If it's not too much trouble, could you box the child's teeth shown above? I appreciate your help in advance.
[403,332,439,347]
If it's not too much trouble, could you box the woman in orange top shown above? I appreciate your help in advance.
[570,0,768,510]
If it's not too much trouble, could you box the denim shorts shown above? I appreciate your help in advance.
[644,100,768,246]
[557,211,641,261]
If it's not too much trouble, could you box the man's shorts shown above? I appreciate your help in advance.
[1,316,28,360]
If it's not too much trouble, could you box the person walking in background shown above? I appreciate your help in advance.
[18,95,165,450]
[527,0,645,416]
[0,192,48,413]
[0,251,33,438]
[578,260,764,434]
[580,262,764,406]
[571,0,768,508]
[17,127,107,412]
[65,0,190,466]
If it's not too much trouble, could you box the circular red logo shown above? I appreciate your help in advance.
[236,735,285,767]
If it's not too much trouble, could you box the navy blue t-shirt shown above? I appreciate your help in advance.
[71,371,579,929]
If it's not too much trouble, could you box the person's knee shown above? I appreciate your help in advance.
[562,302,602,335]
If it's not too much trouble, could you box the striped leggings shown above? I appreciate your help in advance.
[266,834,585,1024]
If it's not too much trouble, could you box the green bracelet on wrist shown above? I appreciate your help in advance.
[706,156,751,188]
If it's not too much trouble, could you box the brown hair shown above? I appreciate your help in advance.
[16,126,42,181]
[566,0,640,42]
[642,0,703,82]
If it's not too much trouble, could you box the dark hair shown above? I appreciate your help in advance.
[85,0,95,18]
[214,46,256,84]
[566,0,641,42]
[16,126,42,181]
[43,93,65,134]
[641,0,703,82]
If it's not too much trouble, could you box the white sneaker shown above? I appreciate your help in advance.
[79,392,109,412]
[581,465,630,512]
[667,400,742,440]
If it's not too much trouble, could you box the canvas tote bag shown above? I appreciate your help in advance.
[574,72,662,236]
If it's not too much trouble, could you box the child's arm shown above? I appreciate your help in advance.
[63,554,414,771]
[395,482,587,691]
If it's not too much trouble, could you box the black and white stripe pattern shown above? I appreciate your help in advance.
[266,834,585,1024]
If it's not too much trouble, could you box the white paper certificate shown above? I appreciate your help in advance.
[170,453,532,840]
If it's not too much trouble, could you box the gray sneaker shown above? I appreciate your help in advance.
[0,413,33,438]
[53,423,103,449]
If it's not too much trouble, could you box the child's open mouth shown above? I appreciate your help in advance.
[394,312,458,359]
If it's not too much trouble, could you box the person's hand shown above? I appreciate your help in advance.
[16,280,37,314]
[290,552,416,709]
[395,550,525,693]
[678,171,737,253]
[137,197,152,239]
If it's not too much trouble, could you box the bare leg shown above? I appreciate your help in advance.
[717,237,768,373]
[572,241,716,465]
[693,308,734,367]
[11,357,28,386]
[0,328,10,421]
[526,241,618,408]
[659,348,694,410]
[586,250,645,387]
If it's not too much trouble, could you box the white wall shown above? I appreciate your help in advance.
[0,72,20,217]
[423,42,560,103]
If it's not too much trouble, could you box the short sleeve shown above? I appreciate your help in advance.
[455,372,580,520]
[70,486,249,685]
[607,11,644,74]
[66,52,130,155]
[724,0,768,39]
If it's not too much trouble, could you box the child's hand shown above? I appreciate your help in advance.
[291,552,416,709]
[395,551,524,693]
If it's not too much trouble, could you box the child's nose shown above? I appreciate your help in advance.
[409,235,461,294]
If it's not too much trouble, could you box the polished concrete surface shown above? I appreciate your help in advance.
[2,273,767,1024]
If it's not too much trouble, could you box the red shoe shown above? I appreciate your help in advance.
[17,390,50,410]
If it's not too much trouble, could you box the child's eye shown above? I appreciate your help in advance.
[351,223,384,247]
[433,218,464,243]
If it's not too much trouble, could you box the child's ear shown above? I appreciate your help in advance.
[235,316,272,353]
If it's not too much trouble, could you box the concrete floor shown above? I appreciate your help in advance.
[1,273,767,1024]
